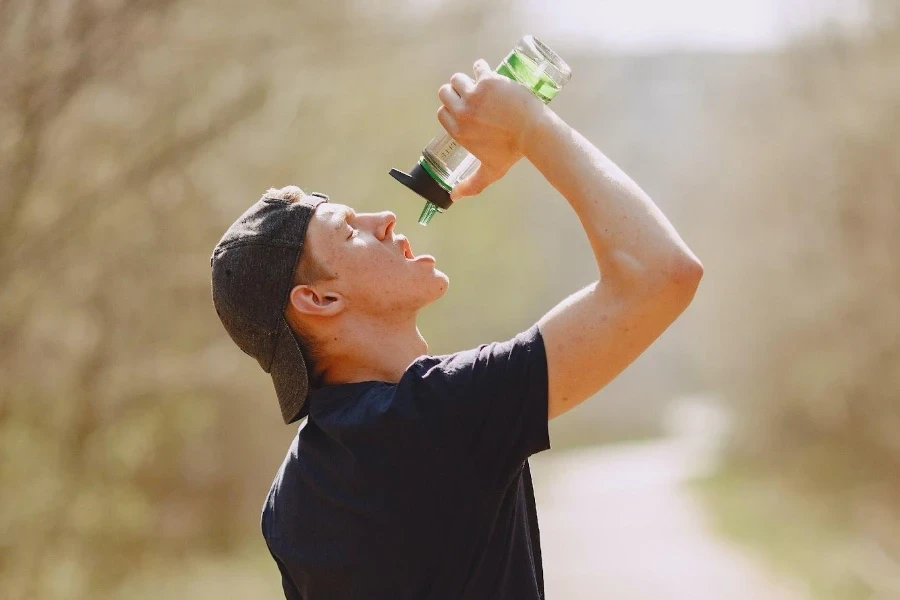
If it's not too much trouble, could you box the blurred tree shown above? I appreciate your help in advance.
[0,0,510,597]
[700,0,900,594]
[732,0,900,485]
[0,1,267,597]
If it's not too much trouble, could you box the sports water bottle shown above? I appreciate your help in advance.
[390,35,572,225]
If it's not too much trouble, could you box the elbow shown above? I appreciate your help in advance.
[608,250,703,306]
[665,252,703,305]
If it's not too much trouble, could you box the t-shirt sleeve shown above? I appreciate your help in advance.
[403,323,550,484]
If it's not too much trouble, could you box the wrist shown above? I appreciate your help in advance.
[522,104,555,160]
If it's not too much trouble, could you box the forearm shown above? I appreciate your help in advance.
[524,106,700,292]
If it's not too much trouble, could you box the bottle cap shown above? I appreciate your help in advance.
[389,163,453,210]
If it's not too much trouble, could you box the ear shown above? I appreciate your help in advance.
[287,284,345,318]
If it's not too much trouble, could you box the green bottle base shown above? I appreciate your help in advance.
[418,201,444,226]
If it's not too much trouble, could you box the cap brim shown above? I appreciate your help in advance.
[270,316,310,424]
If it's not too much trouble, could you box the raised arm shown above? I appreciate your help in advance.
[439,60,703,420]
[526,108,702,419]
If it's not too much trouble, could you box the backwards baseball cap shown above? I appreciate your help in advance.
[210,190,329,424]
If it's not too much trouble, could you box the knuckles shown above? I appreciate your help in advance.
[436,106,458,135]
[450,72,467,87]
[478,77,499,91]
[455,104,473,123]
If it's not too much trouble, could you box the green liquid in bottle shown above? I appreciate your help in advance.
[496,49,563,104]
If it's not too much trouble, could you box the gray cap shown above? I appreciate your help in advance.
[210,191,329,424]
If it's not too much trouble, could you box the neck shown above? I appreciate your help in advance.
[316,312,428,388]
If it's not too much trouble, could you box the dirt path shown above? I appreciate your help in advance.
[529,436,808,600]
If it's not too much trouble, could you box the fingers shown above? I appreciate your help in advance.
[473,59,492,81]
[436,105,458,136]
[438,83,463,112]
[451,164,494,200]
[440,63,489,123]
[449,72,475,97]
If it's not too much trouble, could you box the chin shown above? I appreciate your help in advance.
[434,268,450,293]
[423,269,450,304]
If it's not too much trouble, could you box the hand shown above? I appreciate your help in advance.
[437,59,545,199]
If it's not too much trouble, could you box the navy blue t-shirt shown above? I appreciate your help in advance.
[261,324,551,599]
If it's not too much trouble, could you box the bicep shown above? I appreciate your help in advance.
[538,279,690,420]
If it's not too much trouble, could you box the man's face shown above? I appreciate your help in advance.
[304,202,449,317]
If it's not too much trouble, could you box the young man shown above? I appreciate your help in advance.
[211,59,702,599]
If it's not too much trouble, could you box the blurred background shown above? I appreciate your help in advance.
[1,0,898,598]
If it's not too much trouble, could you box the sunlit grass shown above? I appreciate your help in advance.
[693,464,874,600]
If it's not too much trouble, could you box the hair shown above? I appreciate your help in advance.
[267,185,334,388]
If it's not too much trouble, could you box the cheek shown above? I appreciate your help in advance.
[348,251,402,293]
[358,254,424,307]
[343,244,438,310]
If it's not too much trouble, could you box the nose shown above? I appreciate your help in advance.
[374,211,397,241]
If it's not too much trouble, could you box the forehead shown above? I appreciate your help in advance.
[313,202,352,225]
[310,202,355,229]
[306,202,353,248]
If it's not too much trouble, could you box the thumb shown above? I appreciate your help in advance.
[451,164,495,200]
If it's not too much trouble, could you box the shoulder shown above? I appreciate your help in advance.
[409,324,544,378]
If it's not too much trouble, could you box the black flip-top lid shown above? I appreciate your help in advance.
[389,163,453,210]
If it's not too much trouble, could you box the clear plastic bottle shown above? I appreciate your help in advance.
[389,35,572,225]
